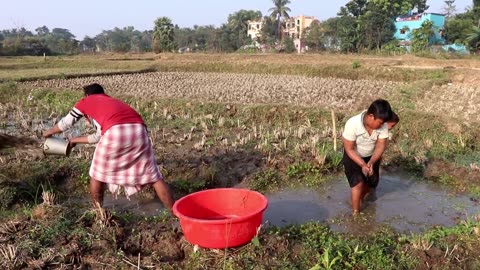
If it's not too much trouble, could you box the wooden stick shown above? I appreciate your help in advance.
[331,110,337,151]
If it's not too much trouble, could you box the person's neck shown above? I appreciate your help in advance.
[363,114,374,135]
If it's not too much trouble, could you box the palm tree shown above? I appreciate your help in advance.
[153,17,175,53]
[466,26,480,52]
[268,0,291,40]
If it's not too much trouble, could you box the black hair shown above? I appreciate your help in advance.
[389,111,400,123]
[83,83,105,96]
[366,99,392,121]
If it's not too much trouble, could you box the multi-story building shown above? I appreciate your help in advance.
[247,15,317,40]
[284,15,316,39]
[247,19,264,40]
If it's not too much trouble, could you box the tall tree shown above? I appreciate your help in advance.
[259,16,277,45]
[443,0,457,19]
[227,10,262,48]
[35,26,50,37]
[268,0,291,39]
[339,0,368,18]
[305,22,324,50]
[80,36,96,52]
[466,25,480,50]
[152,17,175,53]
[369,0,416,17]
[413,0,429,13]
[411,20,434,53]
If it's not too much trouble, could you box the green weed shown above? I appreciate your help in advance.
[250,170,280,192]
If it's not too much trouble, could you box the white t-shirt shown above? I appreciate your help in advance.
[342,112,389,157]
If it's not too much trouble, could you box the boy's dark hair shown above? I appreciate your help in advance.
[366,99,392,121]
[390,111,400,123]
[83,83,105,96]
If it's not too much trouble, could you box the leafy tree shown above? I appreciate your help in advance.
[138,31,153,52]
[227,10,261,49]
[358,3,395,50]
[174,26,195,49]
[152,17,175,53]
[80,36,96,52]
[305,22,324,51]
[413,0,429,13]
[216,24,237,52]
[282,36,295,52]
[259,16,277,45]
[269,0,291,39]
[411,20,434,53]
[368,0,416,17]
[466,25,480,50]
[338,0,368,18]
[445,18,472,44]
[35,26,50,37]
[47,28,77,54]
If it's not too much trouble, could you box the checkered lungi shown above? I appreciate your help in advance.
[89,123,163,197]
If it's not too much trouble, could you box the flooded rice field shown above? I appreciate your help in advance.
[87,172,480,235]
[264,172,480,234]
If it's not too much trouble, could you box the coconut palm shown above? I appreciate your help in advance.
[268,0,291,40]
[466,25,480,51]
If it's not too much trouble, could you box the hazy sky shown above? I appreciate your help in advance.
[0,0,473,39]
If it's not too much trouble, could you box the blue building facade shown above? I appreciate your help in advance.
[394,13,446,45]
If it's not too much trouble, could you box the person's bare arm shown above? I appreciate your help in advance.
[367,138,387,173]
[43,124,62,138]
[343,137,370,176]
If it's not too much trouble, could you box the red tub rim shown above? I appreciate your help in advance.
[172,188,268,225]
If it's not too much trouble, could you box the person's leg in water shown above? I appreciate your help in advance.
[351,179,371,214]
[152,179,175,210]
[90,178,106,207]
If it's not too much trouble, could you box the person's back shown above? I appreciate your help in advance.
[74,94,144,134]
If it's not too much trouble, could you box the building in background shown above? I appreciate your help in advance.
[394,13,446,46]
[247,19,264,40]
[247,15,317,53]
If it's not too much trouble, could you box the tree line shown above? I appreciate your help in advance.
[0,0,479,56]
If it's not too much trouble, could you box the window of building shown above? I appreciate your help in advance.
[297,20,300,25]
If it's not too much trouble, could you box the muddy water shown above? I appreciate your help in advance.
[263,172,480,233]
[89,172,480,234]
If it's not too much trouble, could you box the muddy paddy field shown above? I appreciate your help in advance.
[1,54,480,269]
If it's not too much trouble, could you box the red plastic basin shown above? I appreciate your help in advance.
[173,188,268,249]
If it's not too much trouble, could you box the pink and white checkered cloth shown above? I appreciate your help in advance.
[89,123,163,197]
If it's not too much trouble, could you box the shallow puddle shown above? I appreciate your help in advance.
[84,172,480,234]
[263,172,480,233]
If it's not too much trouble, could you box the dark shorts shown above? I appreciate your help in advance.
[342,151,380,188]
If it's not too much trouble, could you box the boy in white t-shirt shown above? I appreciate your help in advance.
[364,111,400,201]
[342,99,393,215]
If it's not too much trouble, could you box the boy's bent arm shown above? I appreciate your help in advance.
[343,138,367,167]
[368,138,387,166]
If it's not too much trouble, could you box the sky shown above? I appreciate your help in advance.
[0,0,473,39]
